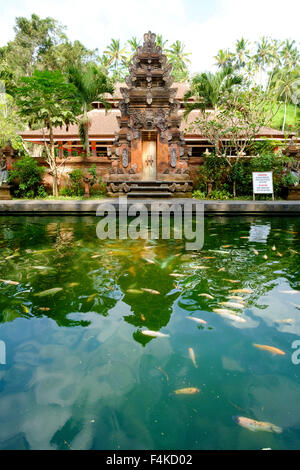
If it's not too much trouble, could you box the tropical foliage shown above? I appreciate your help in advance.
[14,70,80,196]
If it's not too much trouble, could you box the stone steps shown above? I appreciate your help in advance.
[128,191,172,198]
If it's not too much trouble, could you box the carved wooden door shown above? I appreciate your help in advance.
[142,141,156,181]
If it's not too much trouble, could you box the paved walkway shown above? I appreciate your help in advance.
[0,199,300,215]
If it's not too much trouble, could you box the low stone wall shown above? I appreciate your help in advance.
[0,199,299,215]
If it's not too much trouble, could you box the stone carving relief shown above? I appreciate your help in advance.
[122,148,129,168]
[170,148,177,168]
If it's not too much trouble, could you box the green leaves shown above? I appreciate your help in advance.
[15,69,80,129]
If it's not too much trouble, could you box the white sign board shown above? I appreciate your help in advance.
[252,172,274,199]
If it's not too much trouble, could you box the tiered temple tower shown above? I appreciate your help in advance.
[107,31,192,197]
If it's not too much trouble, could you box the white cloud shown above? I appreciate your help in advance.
[0,0,299,73]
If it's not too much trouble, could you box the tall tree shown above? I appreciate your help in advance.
[67,64,114,155]
[271,68,299,131]
[234,38,250,69]
[166,40,191,82]
[156,34,168,51]
[214,49,234,69]
[15,70,80,196]
[127,37,141,57]
[105,39,128,82]
[5,14,65,77]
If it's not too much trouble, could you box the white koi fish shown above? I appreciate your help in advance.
[141,330,169,338]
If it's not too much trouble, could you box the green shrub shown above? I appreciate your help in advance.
[61,168,84,196]
[193,190,206,199]
[209,189,231,200]
[281,173,299,187]
[8,155,46,198]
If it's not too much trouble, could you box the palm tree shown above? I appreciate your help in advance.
[99,53,111,75]
[184,66,243,115]
[214,49,234,69]
[234,38,250,69]
[254,37,274,86]
[271,68,299,131]
[127,37,141,57]
[67,64,114,156]
[105,39,128,82]
[166,40,191,81]
[156,34,168,51]
[280,40,300,69]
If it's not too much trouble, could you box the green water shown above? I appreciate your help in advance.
[0,215,299,450]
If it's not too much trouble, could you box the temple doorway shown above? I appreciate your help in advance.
[142,138,157,181]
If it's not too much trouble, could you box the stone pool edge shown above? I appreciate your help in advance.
[0,199,300,215]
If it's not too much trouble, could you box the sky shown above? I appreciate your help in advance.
[0,0,300,73]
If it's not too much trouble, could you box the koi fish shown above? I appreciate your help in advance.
[240,236,249,239]
[198,293,214,300]
[143,258,156,264]
[228,295,244,301]
[213,309,246,323]
[280,290,299,295]
[91,255,101,259]
[32,266,54,270]
[170,273,185,277]
[141,330,169,338]
[38,307,51,311]
[272,245,276,251]
[157,367,169,381]
[186,316,207,325]
[188,348,198,368]
[194,266,209,270]
[141,288,160,295]
[277,252,283,257]
[253,344,285,355]
[230,289,253,294]
[222,245,232,248]
[68,282,79,287]
[203,256,216,260]
[218,267,226,272]
[0,279,20,285]
[174,387,200,395]
[276,318,294,324]
[224,279,240,284]
[126,289,143,294]
[219,302,245,309]
[87,293,97,302]
[34,287,63,297]
[22,304,29,314]
[233,416,282,434]
[263,255,268,260]
[253,249,259,255]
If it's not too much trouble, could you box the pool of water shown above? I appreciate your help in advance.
[0,215,299,450]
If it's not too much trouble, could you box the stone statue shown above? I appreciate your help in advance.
[0,158,8,187]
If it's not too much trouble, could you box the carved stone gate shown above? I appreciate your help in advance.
[107,31,192,197]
